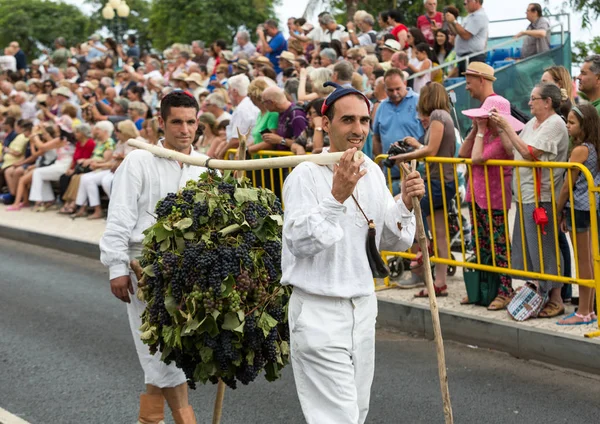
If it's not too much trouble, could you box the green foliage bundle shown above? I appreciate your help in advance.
[138,171,290,390]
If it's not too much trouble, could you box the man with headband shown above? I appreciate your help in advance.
[281,82,425,423]
[100,91,207,424]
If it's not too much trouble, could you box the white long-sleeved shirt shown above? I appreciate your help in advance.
[226,96,259,144]
[281,155,416,298]
[100,142,209,280]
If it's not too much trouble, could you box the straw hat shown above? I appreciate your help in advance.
[381,39,401,52]
[277,51,296,63]
[52,86,73,98]
[462,62,496,82]
[185,73,204,86]
[171,73,189,82]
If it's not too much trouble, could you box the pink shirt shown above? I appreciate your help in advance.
[465,132,513,210]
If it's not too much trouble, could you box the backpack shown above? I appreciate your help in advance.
[367,30,377,44]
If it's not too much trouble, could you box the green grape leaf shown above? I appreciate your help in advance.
[173,326,182,348]
[142,228,155,245]
[198,315,219,337]
[246,350,255,364]
[142,265,155,277]
[194,192,206,203]
[234,188,259,204]
[222,311,241,331]
[183,231,196,240]
[232,321,245,333]
[175,236,186,254]
[279,341,290,357]
[199,346,213,363]
[160,346,172,362]
[183,317,200,335]
[162,326,175,346]
[162,223,173,232]
[140,329,154,341]
[269,214,283,226]
[155,225,171,242]
[164,295,178,316]
[160,238,171,252]
[237,310,245,322]
[208,198,218,215]
[257,313,278,337]
[174,217,193,230]
[219,223,241,236]
[222,275,235,297]
[264,362,281,382]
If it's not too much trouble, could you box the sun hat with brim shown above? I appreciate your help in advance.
[222,51,235,62]
[462,62,496,82]
[381,39,401,52]
[52,87,72,98]
[57,115,73,133]
[252,56,273,66]
[461,95,524,132]
[171,73,189,82]
[234,60,250,71]
[277,51,296,63]
[80,81,97,90]
[185,73,204,86]
[114,97,130,111]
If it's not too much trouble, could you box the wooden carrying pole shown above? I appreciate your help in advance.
[127,138,363,170]
[401,160,454,424]
[211,130,249,424]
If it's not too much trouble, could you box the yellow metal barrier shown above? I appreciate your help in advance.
[375,155,600,337]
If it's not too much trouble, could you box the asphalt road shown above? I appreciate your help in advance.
[1,238,600,424]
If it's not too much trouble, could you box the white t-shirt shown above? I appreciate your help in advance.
[0,55,16,72]
[513,114,569,203]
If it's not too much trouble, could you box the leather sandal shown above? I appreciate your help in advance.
[487,295,512,311]
[538,301,565,318]
[415,284,448,298]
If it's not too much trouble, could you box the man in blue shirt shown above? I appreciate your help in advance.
[9,42,26,78]
[373,68,424,190]
[86,34,105,63]
[257,19,287,74]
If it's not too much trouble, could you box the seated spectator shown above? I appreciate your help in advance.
[332,60,354,87]
[246,78,279,155]
[298,67,334,102]
[361,54,382,93]
[1,120,33,199]
[380,39,401,71]
[346,13,377,48]
[128,101,147,130]
[101,120,140,199]
[490,82,569,319]
[203,93,232,124]
[196,112,223,156]
[140,117,161,145]
[293,98,329,154]
[517,3,550,59]
[7,123,60,211]
[261,86,308,152]
[556,104,600,325]
[319,48,338,67]
[62,121,115,216]
[459,95,523,310]
[56,123,96,206]
[388,82,456,295]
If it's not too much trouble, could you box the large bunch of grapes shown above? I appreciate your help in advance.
[137,171,290,390]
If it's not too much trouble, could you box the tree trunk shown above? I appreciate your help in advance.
[345,0,358,21]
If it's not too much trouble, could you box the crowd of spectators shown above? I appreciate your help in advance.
[0,2,598,324]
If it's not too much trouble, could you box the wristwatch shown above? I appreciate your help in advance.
[315,127,323,132]
[280,138,287,146]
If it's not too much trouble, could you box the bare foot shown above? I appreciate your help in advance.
[87,212,104,220]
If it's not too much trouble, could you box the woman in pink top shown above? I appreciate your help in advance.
[459,95,524,310]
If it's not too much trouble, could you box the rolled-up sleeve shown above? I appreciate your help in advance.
[99,153,143,279]
[283,164,346,258]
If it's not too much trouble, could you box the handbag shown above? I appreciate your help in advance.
[529,146,548,234]
[463,254,502,307]
[507,283,547,321]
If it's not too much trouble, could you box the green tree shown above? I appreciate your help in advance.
[0,0,90,57]
[148,0,279,51]
[572,36,600,65]
[569,0,600,27]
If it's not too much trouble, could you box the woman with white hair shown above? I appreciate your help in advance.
[298,67,335,102]
[67,121,118,218]
[30,123,96,211]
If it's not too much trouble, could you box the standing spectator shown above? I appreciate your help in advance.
[86,35,105,63]
[377,11,394,42]
[233,31,257,58]
[332,60,354,87]
[319,48,338,67]
[217,74,259,157]
[417,0,443,46]
[261,86,308,151]
[517,3,550,59]
[555,104,600,325]
[408,43,433,93]
[389,82,457,294]
[203,93,232,124]
[319,14,348,44]
[541,65,573,118]
[293,98,329,154]
[373,68,423,160]
[51,37,71,71]
[346,13,377,48]
[490,82,569,319]
[577,55,600,114]
[433,29,456,75]
[196,113,224,156]
[191,40,209,67]
[9,41,26,78]
[257,20,288,75]
[463,62,496,104]
[459,95,522,309]
[388,9,409,48]
[298,67,334,102]
[121,35,140,64]
[445,0,489,75]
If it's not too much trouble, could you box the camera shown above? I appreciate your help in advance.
[382,140,415,168]
[83,94,92,101]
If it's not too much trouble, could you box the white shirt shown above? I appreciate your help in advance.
[100,142,210,279]
[281,154,416,298]
[0,55,16,72]
[20,101,38,121]
[143,69,163,81]
[226,96,259,143]
[216,111,232,124]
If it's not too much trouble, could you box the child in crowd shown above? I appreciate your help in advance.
[556,104,600,325]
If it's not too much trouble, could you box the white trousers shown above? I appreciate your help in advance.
[102,172,114,198]
[76,169,111,207]
[289,288,377,424]
[29,161,70,202]
[128,272,187,388]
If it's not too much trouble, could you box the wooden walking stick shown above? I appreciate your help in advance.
[400,160,454,424]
